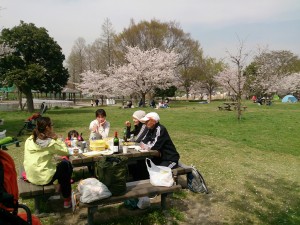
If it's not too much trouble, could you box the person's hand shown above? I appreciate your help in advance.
[92,124,98,132]
[100,120,106,126]
[140,142,150,150]
[125,121,131,127]
[51,133,58,140]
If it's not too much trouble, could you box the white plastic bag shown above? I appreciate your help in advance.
[145,158,174,187]
[77,178,112,203]
[137,196,150,209]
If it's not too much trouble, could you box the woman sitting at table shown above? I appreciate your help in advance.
[23,117,73,209]
[125,110,148,142]
[89,109,110,140]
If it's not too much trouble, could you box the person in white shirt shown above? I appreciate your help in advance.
[89,109,110,139]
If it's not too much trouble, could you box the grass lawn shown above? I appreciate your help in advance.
[1,100,300,224]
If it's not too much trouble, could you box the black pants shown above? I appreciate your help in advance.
[130,158,178,181]
[49,160,73,198]
[159,160,178,168]
[152,157,178,169]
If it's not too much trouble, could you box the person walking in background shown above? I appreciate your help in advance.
[91,99,94,107]
[125,110,148,142]
[138,98,143,107]
[149,99,156,108]
[140,112,180,168]
[23,117,73,208]
[89,109,110,139]
[95,99,99,106]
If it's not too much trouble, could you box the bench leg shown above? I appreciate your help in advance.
[87,206,97,225]
[161,193,168,209]
[34,197,40,214]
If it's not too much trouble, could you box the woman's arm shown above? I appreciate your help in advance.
[99,121,110,138]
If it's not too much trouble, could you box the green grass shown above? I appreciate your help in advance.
[1,100,300,224]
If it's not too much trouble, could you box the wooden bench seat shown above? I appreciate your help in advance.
[172,166,192,186]
[18,178,56,214]
[17,165,192,221]
[80,179,182,225]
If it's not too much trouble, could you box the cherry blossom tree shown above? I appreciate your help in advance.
[109,46,179,106]
[76,70,113,105]
[250,49,299,95]
[271,72,300,95]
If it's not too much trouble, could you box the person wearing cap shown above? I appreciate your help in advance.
[125,110,148,142]
[140,112,180,168]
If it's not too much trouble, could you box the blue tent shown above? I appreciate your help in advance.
[282,95,298,103]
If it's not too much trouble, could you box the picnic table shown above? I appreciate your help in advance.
[69,147,160,167]
[218,102,238,111]
[218,102,248,111]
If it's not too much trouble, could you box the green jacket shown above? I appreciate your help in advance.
[24,135,69,185]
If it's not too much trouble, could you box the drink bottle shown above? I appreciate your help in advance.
[123,127,127,142]
[113,131,119,153]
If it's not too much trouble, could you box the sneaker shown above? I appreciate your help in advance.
[64,197,72,209]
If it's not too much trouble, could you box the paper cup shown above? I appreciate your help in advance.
[123,146,128,154]
[73,148,79,156]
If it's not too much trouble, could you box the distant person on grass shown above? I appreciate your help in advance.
[23,117,73,209]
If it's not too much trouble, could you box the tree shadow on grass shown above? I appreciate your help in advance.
[228,175,300,224]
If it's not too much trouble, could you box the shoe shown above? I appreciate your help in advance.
[64,197,72,209]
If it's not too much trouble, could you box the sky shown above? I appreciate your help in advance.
[1,0,300,62]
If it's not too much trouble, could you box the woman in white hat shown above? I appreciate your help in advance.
[125,110,148,142]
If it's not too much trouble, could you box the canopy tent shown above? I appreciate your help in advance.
[282,95,298,103]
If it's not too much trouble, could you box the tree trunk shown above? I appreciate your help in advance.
[101,95,104,105]
[24,89,34,112]
[17,89,23,111]
[237,94,242,120]
[142,93,146,107]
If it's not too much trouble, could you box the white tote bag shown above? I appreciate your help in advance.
[145,158,174,187]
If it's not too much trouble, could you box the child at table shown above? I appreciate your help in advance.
[65,130,84,147]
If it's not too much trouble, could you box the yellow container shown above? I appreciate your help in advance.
[89,140,109,151]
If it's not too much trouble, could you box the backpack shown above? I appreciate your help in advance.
[187,165,209,194]
[94,156,128,196]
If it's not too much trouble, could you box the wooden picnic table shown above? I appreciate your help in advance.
[222,102,238,111]
[69,148,160,167]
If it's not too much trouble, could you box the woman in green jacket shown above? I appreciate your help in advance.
[24,117,73,208]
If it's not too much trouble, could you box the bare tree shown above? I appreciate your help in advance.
[100,18,116,67]
[217,39,249,120]
[66,37,87,88]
